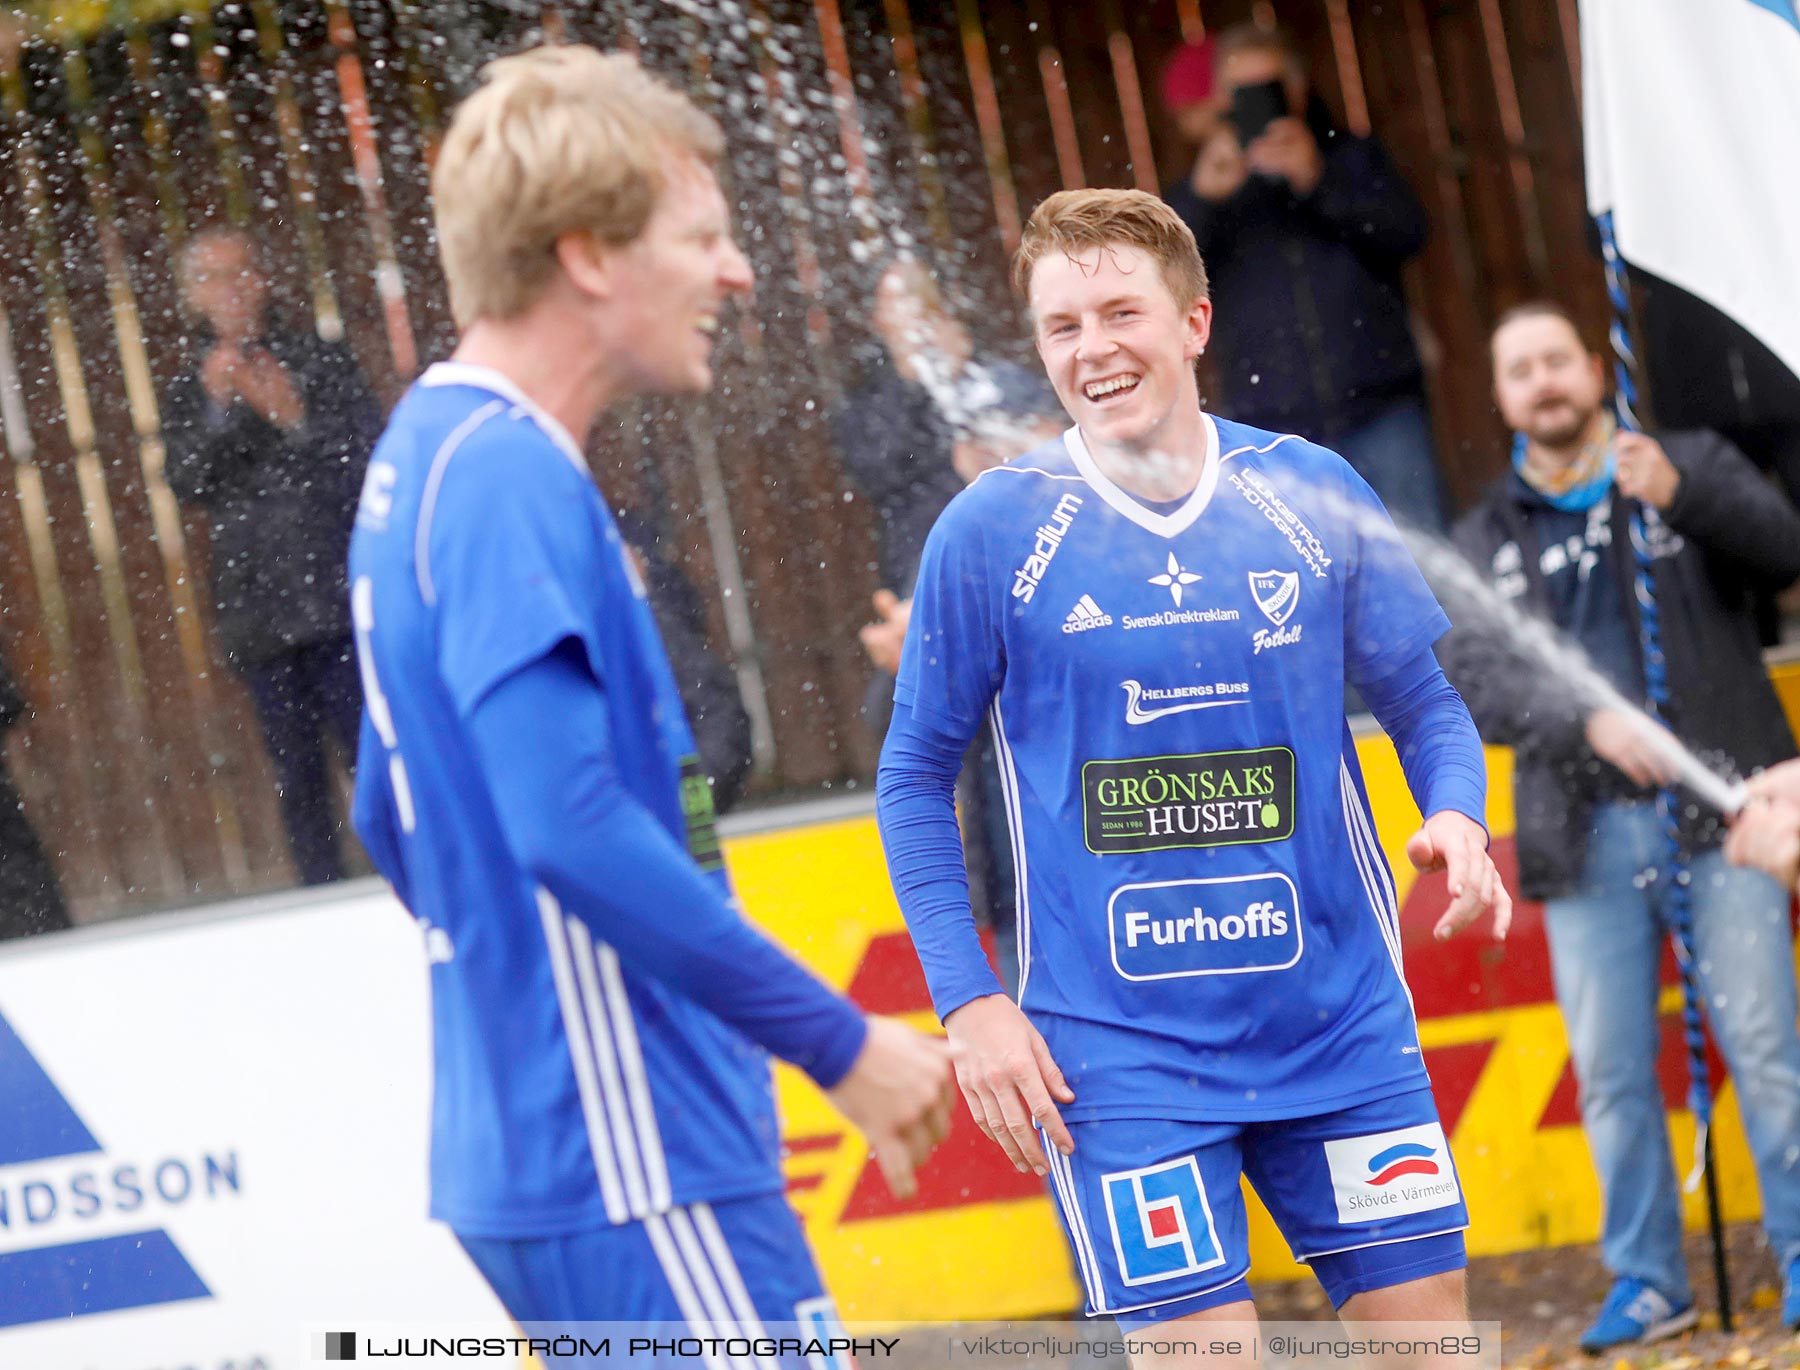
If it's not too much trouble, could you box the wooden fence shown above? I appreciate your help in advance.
[0,0,1603,918]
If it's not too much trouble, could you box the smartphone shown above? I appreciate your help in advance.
[1228,79,1289,144]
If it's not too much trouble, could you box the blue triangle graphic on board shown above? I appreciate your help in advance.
[0,1007,100,1164]
[0,1006,212,1327]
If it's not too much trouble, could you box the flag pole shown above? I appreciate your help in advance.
[1597,209,1733,1333]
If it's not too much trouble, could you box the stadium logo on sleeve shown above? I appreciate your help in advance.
[1323,1123,1461,1223]
[1011,492,1084,603]
[1082,747,1294,853]
[0,1007,236,1327]
[1101,1155,1225,1286]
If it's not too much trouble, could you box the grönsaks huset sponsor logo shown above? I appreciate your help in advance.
[1081,747,1295,854]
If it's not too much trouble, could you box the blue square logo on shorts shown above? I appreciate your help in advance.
[1101,1155,1226,1286]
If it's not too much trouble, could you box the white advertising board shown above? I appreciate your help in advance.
[0,881,506,1370]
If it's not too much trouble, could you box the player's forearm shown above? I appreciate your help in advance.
[1361,644,1488,829]
[469,643,868,1087]
[877,699,1007,1020]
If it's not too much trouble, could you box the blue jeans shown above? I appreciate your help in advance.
[1332,398,1447,534]
[1545,801,1800,1298]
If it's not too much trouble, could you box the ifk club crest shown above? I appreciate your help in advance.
[1248,570,1300,627]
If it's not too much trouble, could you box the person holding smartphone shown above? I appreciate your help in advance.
[1162,24,1447,533]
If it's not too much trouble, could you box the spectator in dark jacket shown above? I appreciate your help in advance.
[0,650,68,939]
[835,258,1059,992]
[1439,301,1800,1352]
[1162,24,1445,531]
[163,228,381,886]
[833,259,1059,594]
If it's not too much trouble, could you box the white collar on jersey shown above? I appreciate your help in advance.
[1062,410,1222,539]
[419,362,589,477]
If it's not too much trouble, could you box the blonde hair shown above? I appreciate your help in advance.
[1012,189,1209,309]
[432,45,725,325]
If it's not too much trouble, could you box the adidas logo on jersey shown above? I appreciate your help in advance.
[1063,594,1113,634]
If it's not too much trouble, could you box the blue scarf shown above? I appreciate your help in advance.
[1511,424,1616,512]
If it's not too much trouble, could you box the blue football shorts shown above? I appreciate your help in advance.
[456,1192,846,1367]
[1042,1086,1469,1328]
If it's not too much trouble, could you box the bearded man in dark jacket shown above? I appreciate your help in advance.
[1440,301,1800,1353]
[163,228,382,885]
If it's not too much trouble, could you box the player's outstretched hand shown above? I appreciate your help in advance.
[941,993,1075,1176]
[826,1015,958,1201]
[1405,810,1512,943]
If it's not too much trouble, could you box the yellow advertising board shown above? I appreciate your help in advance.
[725,660,1800,1322]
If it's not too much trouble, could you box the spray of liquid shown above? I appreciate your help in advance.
[1392,518,1748,816]
[924,367,1751,816]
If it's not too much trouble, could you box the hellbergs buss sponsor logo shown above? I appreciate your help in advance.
[1063,594,1113,634]
[1119,679,1247,724]
[1324,1123,1461,1224]
[1011,493,1084,603]
[0,1006,241,1328]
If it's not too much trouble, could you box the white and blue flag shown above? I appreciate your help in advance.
[1582,0,1800,379]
